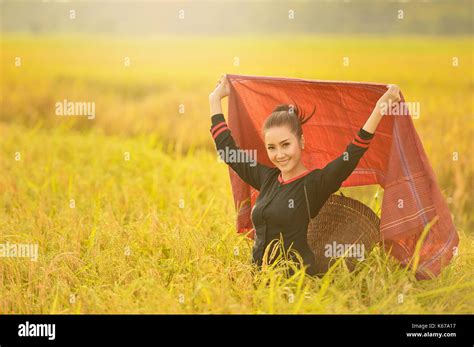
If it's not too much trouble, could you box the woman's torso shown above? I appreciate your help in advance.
[250,168,319,273]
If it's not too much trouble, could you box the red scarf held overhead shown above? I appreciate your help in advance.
[224,73,458,280]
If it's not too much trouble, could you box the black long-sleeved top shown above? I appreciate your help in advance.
[210,113,374,276]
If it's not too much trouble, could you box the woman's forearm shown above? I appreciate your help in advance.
[362,84,401,134]
[362,102,383,134]
[209,95,223,116]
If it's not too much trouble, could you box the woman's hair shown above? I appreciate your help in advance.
[262,103,316,139]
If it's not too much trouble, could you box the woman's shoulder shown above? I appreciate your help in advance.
[259,165,280,184]
[305,167,323,182]
[262,165,280,177]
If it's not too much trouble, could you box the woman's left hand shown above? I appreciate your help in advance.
[378,84,401,105]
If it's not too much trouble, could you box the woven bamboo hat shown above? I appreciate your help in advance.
[306,193,381,275]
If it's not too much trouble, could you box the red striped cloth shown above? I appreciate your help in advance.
[223,73,458,280]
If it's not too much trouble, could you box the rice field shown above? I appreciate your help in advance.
[0,34,473,313]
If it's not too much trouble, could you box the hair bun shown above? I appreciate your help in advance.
[272,104,298,115]
[264,103,316,138]
[271,103,316,125]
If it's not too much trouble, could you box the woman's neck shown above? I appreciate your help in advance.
[281,162,309,182]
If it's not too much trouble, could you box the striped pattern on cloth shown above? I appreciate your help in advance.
[222,73,458,280]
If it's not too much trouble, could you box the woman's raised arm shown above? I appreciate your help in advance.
[311,84,401,200]
[209,75,273,191]
[362,84,401,133]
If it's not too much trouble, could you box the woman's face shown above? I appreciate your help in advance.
[264,125,304,174]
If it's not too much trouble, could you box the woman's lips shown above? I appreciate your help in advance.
[277,158,290,166]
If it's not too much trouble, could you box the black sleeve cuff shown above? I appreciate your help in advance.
[358,127,375,140]
[211,113,226,127]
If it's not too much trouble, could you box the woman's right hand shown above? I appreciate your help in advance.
[209,74,230,101]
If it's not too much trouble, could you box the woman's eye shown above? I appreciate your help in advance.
[283,143,289,147]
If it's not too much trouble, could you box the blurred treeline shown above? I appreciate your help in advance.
[1,1,472,36]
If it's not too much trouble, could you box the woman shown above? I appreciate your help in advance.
[209,74,401,276]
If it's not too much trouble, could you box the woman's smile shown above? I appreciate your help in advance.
[277,158,290,166]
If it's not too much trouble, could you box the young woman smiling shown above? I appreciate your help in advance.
[209,74,401,276]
